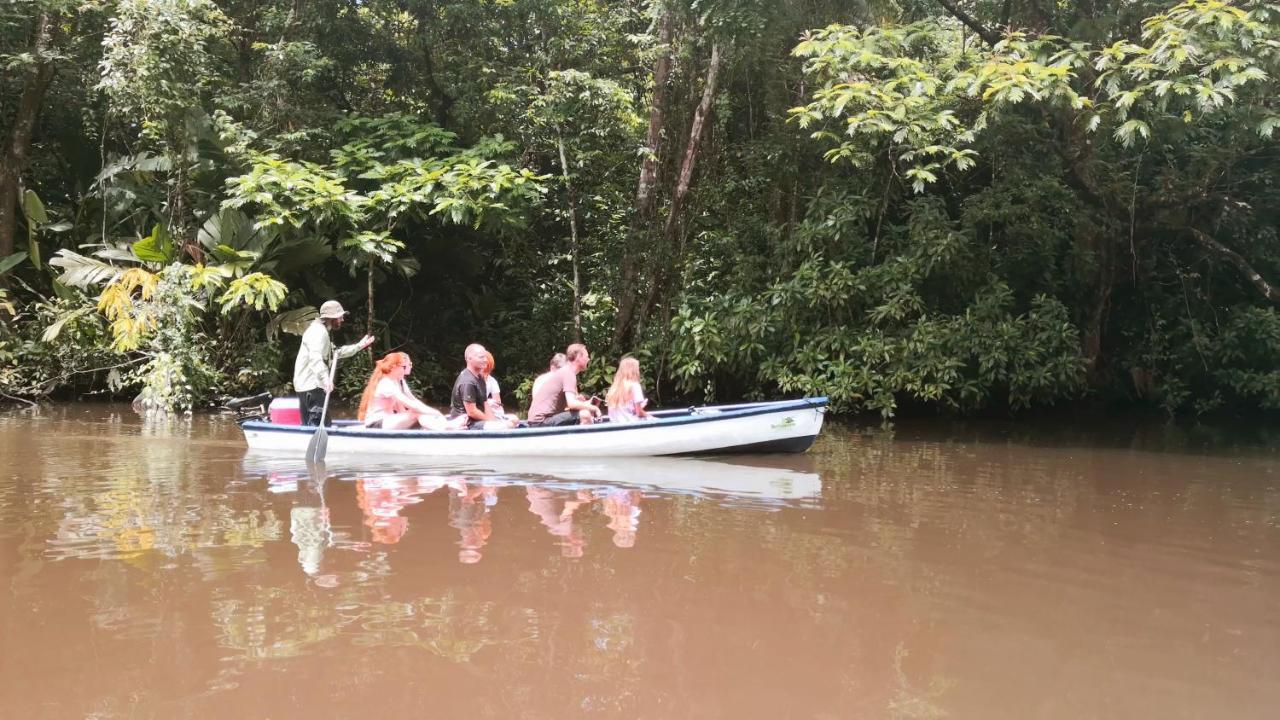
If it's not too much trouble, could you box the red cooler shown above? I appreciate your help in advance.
[269,397,302,425]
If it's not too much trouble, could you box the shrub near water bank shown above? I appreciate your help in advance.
[0,296,120,403]
[669,197,1087,418]
[0,263,287,411]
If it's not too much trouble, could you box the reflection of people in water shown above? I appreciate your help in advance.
[356,476,450,544]
[448,480,497,564]
[290,478,331,575]
[526,485,591,558]
[599,488,643,548]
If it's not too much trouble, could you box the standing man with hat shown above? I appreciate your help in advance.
[294,300,374,426]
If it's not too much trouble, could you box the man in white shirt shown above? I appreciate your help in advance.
[293,300,374,426]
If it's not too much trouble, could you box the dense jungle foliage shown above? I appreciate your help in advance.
[2,0,1278,417]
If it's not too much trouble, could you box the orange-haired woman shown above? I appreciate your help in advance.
[358,352,464,430]
[480,351,519,427]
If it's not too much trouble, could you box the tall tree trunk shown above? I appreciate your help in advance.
[0,11,56,260]
[613,6,674,350]
[1050,104,1118,385]
[637,42,723,335]
[410,2,455,128]
[1080,226,1115,384]
[367,256,375,339]
[557,129,583,342]
[662,42,721,262]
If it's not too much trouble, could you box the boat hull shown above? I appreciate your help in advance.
[240,398,827,458]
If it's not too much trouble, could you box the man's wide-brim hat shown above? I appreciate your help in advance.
[318,300,348,319]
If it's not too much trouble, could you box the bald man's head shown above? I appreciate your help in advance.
[465,343,488,372]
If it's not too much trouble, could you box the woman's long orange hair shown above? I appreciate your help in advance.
[358,351,409,421]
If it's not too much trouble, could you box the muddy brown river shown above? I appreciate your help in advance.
[1,405,1277,718]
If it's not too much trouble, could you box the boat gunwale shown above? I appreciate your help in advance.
[240,397,828,441]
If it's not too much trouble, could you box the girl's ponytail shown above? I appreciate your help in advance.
[357,351,407,420]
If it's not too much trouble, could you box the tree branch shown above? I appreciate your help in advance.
[0,390,39,408]
[935,0,1001,45]
[1189,229,1280,304]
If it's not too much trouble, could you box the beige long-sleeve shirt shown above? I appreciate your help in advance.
[292,320,364,392]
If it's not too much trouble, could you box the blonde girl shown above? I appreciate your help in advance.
[605,356,651,423]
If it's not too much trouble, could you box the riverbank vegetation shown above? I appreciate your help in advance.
[2,0,1278,416]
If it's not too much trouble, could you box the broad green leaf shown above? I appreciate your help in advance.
[0,252,28,276]
[21,190,48,224]
[132,225,175,263]
[27,229,41,270]
[41,306,95,343]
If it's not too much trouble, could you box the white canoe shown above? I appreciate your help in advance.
[241,397,827,458]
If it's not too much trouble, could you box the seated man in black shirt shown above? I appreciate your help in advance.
[449,343,512,429]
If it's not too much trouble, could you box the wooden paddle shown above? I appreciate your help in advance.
[305,349,341,465]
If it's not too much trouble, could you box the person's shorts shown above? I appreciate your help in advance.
[532,411,578,427]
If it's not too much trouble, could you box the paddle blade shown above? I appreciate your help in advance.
[306,460,327,483]
[305,426,328,464]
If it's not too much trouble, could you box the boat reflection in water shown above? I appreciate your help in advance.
[242,453,821,572]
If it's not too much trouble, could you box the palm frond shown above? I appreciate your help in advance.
[267,306,317,340]
[48,249,123,289]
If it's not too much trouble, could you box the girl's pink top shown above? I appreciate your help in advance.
[608,383,648,423]
[364,378,406,426]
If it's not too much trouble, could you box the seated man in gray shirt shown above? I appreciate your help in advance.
[449,343,505,429]
[526,343,601,426]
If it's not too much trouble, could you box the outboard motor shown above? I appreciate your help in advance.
[224,392,272,421]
